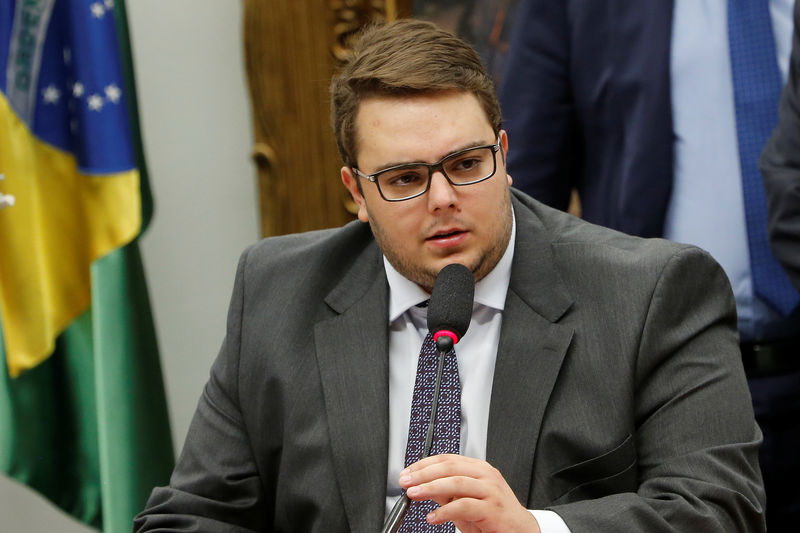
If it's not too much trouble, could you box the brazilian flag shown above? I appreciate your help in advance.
[0,0,173,531]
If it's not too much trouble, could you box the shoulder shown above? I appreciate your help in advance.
[511,188,728,290]
[242,216,373,269]
[513,188,689,255]
[233,219,379,298]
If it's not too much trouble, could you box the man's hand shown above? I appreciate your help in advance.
[399,454,541,533]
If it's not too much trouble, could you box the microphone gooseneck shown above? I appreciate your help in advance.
[381,263,475,533]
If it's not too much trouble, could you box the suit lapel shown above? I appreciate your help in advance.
[486,195,575,505]
[314,241,389,533]
[313,195,578,523]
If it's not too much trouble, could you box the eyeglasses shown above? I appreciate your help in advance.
[352,139,501,202]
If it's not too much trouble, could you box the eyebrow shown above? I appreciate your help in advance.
[370,139,494,173]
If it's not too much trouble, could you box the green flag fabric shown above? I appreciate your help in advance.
[0,244,175,531]
[0,0,174,530]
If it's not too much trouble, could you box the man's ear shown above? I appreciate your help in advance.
[499,130,512,186]
[341,167,370,222]
[500,129,509,160]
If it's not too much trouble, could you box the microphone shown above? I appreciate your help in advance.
[427,263,475,352]
[381,263,474,533]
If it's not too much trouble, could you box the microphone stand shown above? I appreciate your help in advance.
[380,336,453,533]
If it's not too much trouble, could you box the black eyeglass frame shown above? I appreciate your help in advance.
[351,138,502,202]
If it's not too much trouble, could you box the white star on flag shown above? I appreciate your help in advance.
[104,0,114,9]
[73,82,84,98]
[42,85,61,104]
[0,176,15,210]
[63,48,72,65]
[87,94,104,111]
[0,193,16,210]
[105,84,122,103]
[90,2,105,18]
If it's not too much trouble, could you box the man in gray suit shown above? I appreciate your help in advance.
[135,20,765,533]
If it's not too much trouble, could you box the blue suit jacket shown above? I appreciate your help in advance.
[500,0,674,238]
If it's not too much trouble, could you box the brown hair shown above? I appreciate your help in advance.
[330,19,502,169]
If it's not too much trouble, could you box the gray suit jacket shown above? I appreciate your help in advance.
[134,190,765,532]
[760,0,800,291]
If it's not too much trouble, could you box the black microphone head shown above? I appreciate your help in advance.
[427,263,475,345]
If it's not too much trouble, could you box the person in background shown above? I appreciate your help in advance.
[761,1,800,291]
[500,1,800,530]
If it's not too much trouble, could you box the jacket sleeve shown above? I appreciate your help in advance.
[550,247,766,532]
[499,0,581,210]
[759,0,800,291]
[133,247,268,533]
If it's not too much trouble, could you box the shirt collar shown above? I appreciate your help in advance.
[384,208,516,323]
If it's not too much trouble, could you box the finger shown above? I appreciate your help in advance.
[426,497,487,526]
[406,476,492,504]
[432,496,541,533]
[452,521,481,533]
[404,453,482,472]
[401,456,495,488]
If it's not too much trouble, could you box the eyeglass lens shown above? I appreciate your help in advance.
[377,146,496,200]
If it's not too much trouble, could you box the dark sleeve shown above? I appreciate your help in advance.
[759,0,800,290]
[133,248,268,532]
[552,248,766,532]
[498,0,581,210]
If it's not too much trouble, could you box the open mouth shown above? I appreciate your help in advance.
[427,230,466,241]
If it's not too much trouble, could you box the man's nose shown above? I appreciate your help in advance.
[427,170,458,211]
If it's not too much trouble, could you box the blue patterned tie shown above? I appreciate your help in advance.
[729,0,800,315]
[398,332,461,533]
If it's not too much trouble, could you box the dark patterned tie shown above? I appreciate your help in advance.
[729,0,800,315]
[398,332,461,533]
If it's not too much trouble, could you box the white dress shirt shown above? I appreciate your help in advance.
[382,212,570,532]
[667,0,797,341]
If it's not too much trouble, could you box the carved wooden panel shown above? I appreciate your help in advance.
[244,0,411,237]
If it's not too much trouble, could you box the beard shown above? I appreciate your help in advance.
[365,188,513,292]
